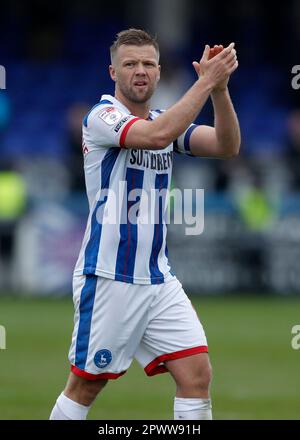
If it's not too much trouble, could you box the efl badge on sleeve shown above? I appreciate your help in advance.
[98,107,122,125]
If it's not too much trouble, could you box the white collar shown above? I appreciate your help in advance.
[100,94,131,114]
[101,94,155,119]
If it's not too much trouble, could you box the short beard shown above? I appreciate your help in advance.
[119,83,156,104]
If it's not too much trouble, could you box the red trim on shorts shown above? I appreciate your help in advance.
[71,365,126,380]
[144,346,208,377]
[119,117,141,148]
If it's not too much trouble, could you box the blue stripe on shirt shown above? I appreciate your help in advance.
[184,124,197,153]
[115,167,144,283]
[149,173,169,284]
[83,148,120,274]
[75,274,98,370]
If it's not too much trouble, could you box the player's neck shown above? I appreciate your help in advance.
[115,92,150,120]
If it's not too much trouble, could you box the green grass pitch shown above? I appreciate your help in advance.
[0,294,300,419]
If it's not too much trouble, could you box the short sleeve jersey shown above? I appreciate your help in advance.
[74,94,198,284]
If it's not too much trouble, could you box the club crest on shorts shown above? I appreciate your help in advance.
[94,349,112,368]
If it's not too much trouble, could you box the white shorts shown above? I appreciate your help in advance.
[68,275,208,380]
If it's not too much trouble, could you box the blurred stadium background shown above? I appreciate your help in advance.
[0,0,300,419]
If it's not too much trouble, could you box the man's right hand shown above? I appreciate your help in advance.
[192,42,238,91]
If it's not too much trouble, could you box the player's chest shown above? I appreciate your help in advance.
[125,147,173,174]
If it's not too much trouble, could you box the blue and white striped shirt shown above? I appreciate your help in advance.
[74,94,197,284]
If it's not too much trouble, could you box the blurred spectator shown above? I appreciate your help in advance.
[285,109,300,192]
[235,173,276,232]
[0,161,27,291]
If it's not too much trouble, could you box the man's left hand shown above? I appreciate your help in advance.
[209,44,237,91]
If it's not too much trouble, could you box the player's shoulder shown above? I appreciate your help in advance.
[83,95,128,128]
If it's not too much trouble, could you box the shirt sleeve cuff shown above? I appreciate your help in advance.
[119,117,142,148]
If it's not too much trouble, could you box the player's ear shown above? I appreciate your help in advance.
[109,65,116,82]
